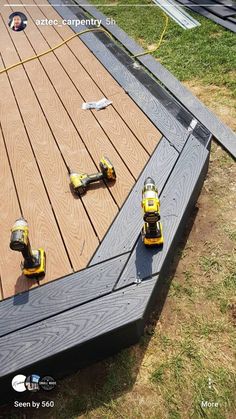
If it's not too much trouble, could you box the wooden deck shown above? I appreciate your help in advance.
[77,0,236,158]
[0,0,214,403]
[0,0,162,299]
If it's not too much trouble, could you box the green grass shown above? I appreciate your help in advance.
[1,3,235,419]
[197,248,235,323]
[149,325,236,418]
[223,224,236,241]
[90,0,236,94]
[150,363,166,383]
[199,255,222,274]
[148,304,236,417]
[193,367,236,419]
[100,350,136,396]
[170,280,195,299]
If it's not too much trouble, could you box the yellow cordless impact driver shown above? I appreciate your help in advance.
[69,156,116,195]
[141,177,164,246]
[10,217,46,278]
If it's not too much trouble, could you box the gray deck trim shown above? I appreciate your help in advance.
[0,277,157,378]
[49,0,191,151]
[0,254,129,337]
[116,135,209,287]
[75,0,236,158]
[90,138,179,265]
[176,0,236,33]
[191,0,236,18]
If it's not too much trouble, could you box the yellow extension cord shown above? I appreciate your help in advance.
[0,13,169,75]
[132,12,169,58]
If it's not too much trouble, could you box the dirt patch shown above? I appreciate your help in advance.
[231,303,236,327]
[183,81,236,132]
[147,43,157,51]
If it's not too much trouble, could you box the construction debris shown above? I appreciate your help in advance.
[82,97,112,110]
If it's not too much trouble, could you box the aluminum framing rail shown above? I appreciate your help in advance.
[153,0,200,29]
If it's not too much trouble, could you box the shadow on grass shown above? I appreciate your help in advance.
[51,206,199,418]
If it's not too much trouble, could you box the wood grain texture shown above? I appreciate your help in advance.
[7,1,118,239]
[75,0,236,157]
[37,7,122,99]
[0,51,72,296]
[0,254,129,337]
[73,45,189,151]
[75,37,189,152]
[31,0,162,155]
[46,0,189,151]
[40,0,197,148]
[116,135,210,288]
[29,0,162,159]
[0,127,33,297]
[14,0,156,213]
[36,0,123,98]
[0,277,157,378]
[0,0,214,394]
[0,12,99,273]
[103,92,162,154]
[1,6,113,238]
[140,52,236,155]
[90,138,178,265]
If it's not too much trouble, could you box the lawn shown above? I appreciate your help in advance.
[89,0,236,94]
[89,0,236,132]
[1,1,236,418]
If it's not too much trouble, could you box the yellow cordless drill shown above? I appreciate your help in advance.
[69,156,116,195]
[10,218,46,278]
[141,177,164,246]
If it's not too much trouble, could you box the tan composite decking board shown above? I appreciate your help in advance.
[0,10,100,273]
[0,50,72,297]
[32,0,162,154]
[0,0,162,299]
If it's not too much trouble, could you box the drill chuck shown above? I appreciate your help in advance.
[10,230,26,252]
[10,218,29,252]
[143,211,160,224]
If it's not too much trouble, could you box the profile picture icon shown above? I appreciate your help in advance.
[25,374,40,392]
[8,12,27,32]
